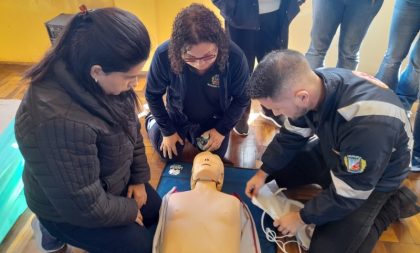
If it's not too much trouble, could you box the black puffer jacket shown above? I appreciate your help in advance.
[15,61,149,228]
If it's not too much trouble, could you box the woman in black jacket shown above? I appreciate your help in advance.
[15,7,161,253]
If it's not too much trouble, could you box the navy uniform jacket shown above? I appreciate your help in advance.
[261,68,412,225]
[212,0,302,49]
[145,40,250,137]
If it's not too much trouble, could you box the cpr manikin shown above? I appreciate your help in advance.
[153,151,261,253]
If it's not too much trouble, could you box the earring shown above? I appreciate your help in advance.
[94,78,98,83]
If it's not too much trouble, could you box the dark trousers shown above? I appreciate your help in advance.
[146,117,230,160]
[39,183,161,253]
[227,10,287,124]
[267,140,396,253]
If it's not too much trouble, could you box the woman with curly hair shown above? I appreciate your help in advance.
[145,3,250,160]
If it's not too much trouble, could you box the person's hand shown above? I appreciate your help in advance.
[273,211,305,236]
[127,184,147,209]
[135,209,144,226]
[245,169,268,198]
[203,128,225,152]
[160,132,184,159]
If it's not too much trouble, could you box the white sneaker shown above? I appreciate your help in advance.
[411,166,420,172]
[411,156,420,172]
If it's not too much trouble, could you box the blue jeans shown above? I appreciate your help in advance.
[397,40,420,110]
[306,0,384,70]
[375,0,420,166]
[376,0,420,104]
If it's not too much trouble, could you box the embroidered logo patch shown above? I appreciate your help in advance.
[344,155,367,173]
[207,74,220,88]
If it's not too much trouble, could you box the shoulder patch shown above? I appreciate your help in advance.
[352,71,389,89]
[344,155,367,174]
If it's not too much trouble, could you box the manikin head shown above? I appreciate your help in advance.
[191,151,224,191]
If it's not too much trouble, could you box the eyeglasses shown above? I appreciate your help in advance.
[183,48,218,63]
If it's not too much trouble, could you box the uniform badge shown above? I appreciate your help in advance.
[207,74,220,88]
[344,155,367,174]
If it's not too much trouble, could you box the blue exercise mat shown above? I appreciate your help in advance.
[156,161,276,253]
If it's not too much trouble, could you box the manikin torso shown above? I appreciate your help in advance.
[161,152,242,253]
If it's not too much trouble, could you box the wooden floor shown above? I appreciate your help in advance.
[0,64,419,253]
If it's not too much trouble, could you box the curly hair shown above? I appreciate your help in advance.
[168,4,229,74]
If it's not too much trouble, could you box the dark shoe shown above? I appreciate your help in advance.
[233,118,249,136]
[395,186,420,218]
[32,218,66,253]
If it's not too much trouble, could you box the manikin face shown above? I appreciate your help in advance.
[182,42,218,74]
[191,151,224,191]
[91,61,145,95]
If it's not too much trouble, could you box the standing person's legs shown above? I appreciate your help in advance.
[226,22,257,72]
[39,183,161,253]
[226,22,255,136]
[255,10,285,61]
[411,84,420,171]
[397,36,420,110]
[255,10,288,127]
[337,0,384,70]
[145,113,185,161]
[376,0,420,91]
[305,0,344,69]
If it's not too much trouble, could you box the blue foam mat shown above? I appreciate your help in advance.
[156,161,276,253]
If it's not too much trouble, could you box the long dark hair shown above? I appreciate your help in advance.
[24,7,150,131]
[168,4,229,74]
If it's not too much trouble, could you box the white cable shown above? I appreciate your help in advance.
[260,212,302,253]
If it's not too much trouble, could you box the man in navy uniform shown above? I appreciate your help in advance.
[245,50,420,253]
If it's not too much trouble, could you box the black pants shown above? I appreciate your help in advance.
[39,183,161,253]
[227,10,288,124]
[146,116,230,160]
[268,140,397,253]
